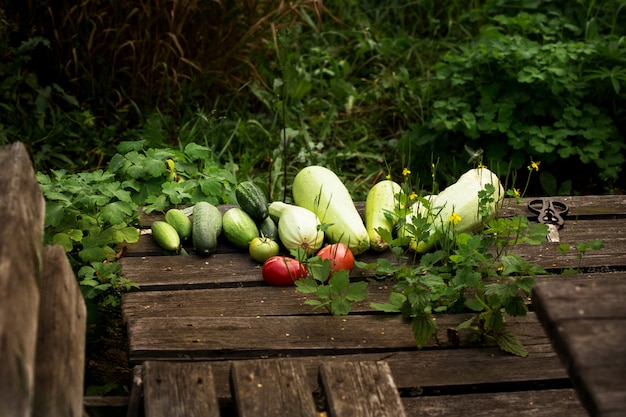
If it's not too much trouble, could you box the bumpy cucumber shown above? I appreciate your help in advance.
[165,208,192,241]
[222,207,259,249]
[192,202,222,256]
[151,220,181,252]
[235,181,269,221]
[365,180,402,252]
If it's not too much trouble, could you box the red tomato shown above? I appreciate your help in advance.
[316,243,355,274]
[261,256,307,286]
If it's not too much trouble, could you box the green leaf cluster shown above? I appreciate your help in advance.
[407,8,626,189]
[295,256,368,316]
[37,140,239,315]
[371,189,550,356]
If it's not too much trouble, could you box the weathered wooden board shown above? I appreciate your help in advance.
[402,388,587,417]
[532,277,626,417]
[230,360,317,417]
[33,245,86,417]
[319,361,406,417]
[142,361,221,417]
[127,312,551,362]
[120,272,621,324]
[169,342,567,401]
[0,141,45,417]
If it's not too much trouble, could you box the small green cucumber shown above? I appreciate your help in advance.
[151,220,181,252]
[258,215,278,241]
[222,207,259,249]
[235,181,269,221]
[165,208,192,240]
[192,202,222,256]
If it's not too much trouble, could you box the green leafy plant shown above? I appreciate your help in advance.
[371,178,549,356]
[558,239,605,274]
[37,169,141,309]
[295,257,368,316]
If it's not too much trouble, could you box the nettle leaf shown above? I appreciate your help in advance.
[465,298,485,312]
[412,314,437,349]
[504,295,528,316]
[495,330,528,357]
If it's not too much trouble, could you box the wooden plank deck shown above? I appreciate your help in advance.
[120,195,626,416]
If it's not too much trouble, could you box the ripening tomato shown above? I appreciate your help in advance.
[249,237,280,263]
[316,243,355,274]
[261,256,307,286]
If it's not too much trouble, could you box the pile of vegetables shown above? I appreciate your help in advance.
[151,164,505,287]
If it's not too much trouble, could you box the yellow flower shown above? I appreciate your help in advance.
[402,167,411,177]
[385,173,391,180]
[513,188,520,197]
[409,192,417,200]
[478,162,487,168]
[448,212,462,225]
[528,160,540,171]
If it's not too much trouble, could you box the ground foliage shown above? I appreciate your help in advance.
[1,0,625,394]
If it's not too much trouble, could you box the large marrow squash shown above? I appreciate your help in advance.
[292,165,370,255]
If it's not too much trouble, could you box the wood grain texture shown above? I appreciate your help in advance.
[319,361,406,417]
[32,245,86,417]
[403,389,587,417]
[126,313,551,362]
[0,141,45,417]
[123,195,626,416]
[532,277,626,417]
[142,361,220,417]
[230,360,317,417]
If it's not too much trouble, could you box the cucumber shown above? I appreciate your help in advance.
[292,165,370,255]
[151,221,181,252]
[165,208,192,241]
[365,180,403,252]
[222,207,259,249]
[235,181,269,221]
[192,202,222,256]
[259,215,278,241]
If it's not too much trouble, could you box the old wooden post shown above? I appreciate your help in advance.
[33,245,86,417]
[1,141,86,417]
[0,142,45,417]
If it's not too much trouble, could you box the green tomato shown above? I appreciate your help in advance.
[249,237,280,263]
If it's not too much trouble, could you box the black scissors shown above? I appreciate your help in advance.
[527,198,568,242]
